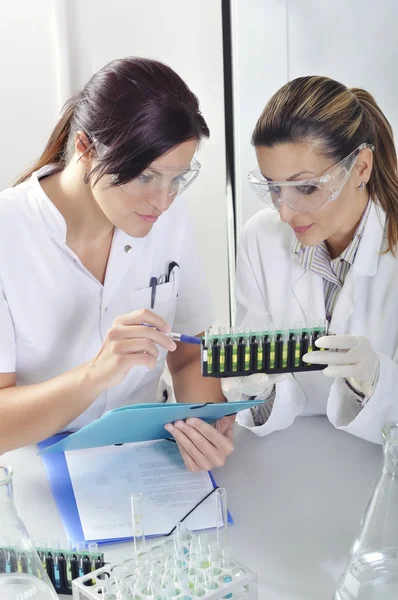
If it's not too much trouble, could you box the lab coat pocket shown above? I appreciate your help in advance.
[129,281,178,322]
[152,281,179,326]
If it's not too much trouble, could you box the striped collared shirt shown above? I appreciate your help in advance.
[291,200,371,321]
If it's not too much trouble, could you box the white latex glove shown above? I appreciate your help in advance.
[302,335,380,398]
[221,372,286,403]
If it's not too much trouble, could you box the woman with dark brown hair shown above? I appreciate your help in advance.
[0,57,234,470]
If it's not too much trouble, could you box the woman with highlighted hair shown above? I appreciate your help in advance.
[222,76,398,444]
[0,57,234,468]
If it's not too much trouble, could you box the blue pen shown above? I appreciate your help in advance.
[150,277,157,309]
[169,332,201,345]
[141,323,201,345]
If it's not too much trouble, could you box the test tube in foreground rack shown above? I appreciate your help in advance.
[131,491,145,555]
[216,487,231,568]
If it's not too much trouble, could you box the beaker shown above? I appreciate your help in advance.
[0,465,58,600]
[335,423,398,599]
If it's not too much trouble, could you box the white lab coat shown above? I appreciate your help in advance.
[0,167,215,430]
[235,201,398,444]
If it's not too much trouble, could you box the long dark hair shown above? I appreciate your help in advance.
[252,76,398,254]
[16,57,209,185]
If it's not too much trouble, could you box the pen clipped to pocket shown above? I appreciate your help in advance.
[167,261,180,297]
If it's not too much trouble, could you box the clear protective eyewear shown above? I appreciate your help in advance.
[248,143,374,212]
[112,158,201,200]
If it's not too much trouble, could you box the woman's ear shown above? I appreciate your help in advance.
[355,147,373,185]
[74,131,95,169]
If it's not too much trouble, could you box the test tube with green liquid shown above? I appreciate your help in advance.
[305,320,315,365]
[281,323,290,368]
[294,321,302,367]
[308,320,316,350]
[269,324,276,370]
[230,326,238,372]
[311,318,327,360]
[218,327,226,374]
[256,327,264,370]
[224,326,232,373]
[62,540,73,590]
[244,326,251,371]
[206,327,213,374]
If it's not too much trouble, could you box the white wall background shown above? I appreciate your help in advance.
[231,0,398,234]
[0,0,58,188]
[0,0,230,326]
[4,0,398,324]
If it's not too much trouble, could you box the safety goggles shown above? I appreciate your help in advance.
[248,143,374,213]
[112,159,201,200]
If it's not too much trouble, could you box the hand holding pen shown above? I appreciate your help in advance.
[86,309,177,393]
[141,323,201,345]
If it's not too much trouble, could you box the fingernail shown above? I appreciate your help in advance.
[164,424,172,432]
[174,421,184,429]
[186,418,196,426]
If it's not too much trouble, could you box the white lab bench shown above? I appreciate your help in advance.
[2,417,382,599]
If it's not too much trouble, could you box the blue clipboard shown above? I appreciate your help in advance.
[38,434,233,546]
[39,400,263,454]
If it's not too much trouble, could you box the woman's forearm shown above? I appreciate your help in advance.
[0,363,103,454]
[171,357,225,404]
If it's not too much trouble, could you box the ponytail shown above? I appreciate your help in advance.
[14,97,76,185]
[351,88,398,254]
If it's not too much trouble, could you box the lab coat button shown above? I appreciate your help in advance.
[124,245,132,253]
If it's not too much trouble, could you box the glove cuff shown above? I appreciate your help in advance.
[346,356,380,404]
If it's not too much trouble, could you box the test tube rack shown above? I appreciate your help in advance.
[201,320,328,378]
[0,544,104,596]
[72,538,257,600]
[40,545,105,596]
[37,544,104,596]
